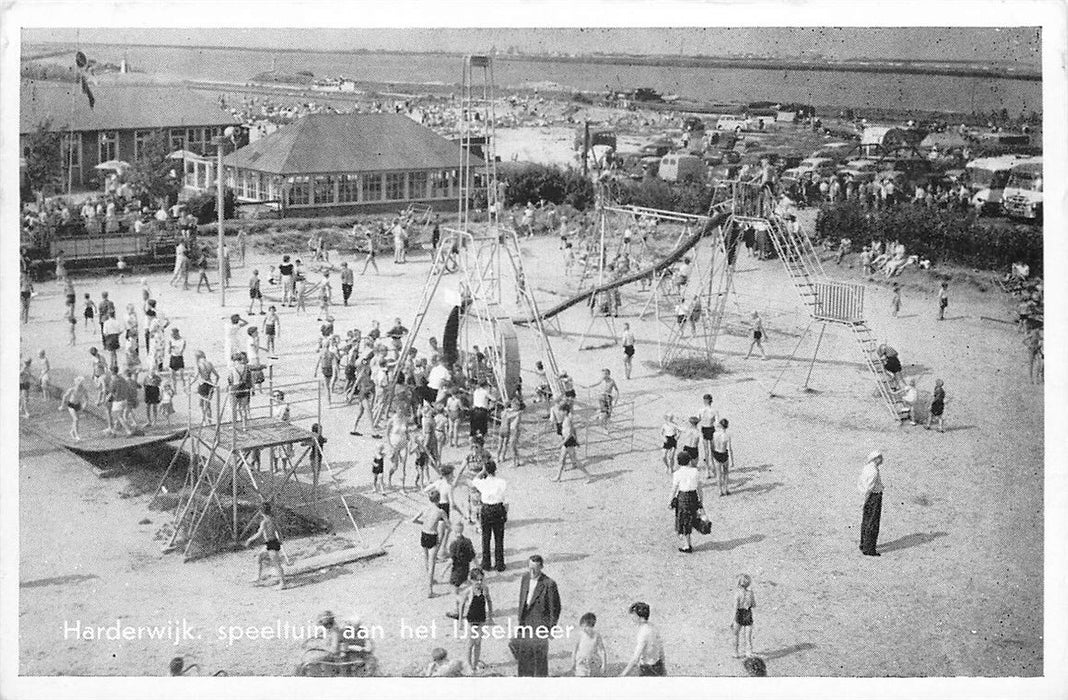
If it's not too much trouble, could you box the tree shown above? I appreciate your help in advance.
[23,118,63,198]
[126,129,180,203]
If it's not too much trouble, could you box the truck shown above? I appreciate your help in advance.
[964,155,1024,215]
[1000,157,1043,221]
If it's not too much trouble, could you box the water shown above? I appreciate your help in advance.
[47,44,1042,115]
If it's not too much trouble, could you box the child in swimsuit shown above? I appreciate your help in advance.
[59,376,88,441]
[18,361,31,416]
[732,574,756,658]
[446,391,463,447]
[37,350,51,399]
[698,394,717,478]
[371,440,386,494]
[263,306,279,355]
[66,304,77,346]
[622,324,636,380]
[83,293,96,329]
[926,379,946,433]
[412,489,447,598]
[661,413,679,474]
[712,418,733,496]
[572,612,607,677]
[244,503,286,590]
[460,568,494,670]
[682,416,700,462]
[159,382,176,424]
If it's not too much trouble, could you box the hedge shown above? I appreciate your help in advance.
[499,164,596,211]
[814,201,1042,274]
[603,178,714,216]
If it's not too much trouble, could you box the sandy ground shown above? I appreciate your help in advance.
[18,198,1043,677]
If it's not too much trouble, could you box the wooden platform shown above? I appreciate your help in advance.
[22,395,187,455]
[190,416,316,451]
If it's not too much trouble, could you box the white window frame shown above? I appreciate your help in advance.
[98,130,119,163]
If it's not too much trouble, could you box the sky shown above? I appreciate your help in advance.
[24,27,1042,65]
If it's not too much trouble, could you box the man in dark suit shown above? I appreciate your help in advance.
[513,554,562,677]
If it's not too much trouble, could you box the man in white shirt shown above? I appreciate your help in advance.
[469,381,491,439]
[471,460,508,572]
[426,356,451,402]
[101,312,124,371]
[857,451,885,557]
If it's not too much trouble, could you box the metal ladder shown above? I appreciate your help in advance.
[849,321,913,420]
[502,228,563,397]
[371,235,456,427]
[760,214,823,316]
[457,54,499,231]
[705,216,740,356]
[754,198,910,421]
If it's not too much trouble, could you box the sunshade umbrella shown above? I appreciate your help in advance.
[94,160,131,172]
[167,149,202,160]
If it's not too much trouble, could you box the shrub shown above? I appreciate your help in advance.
[501,164,595,211]
[186,187,237,224]
[606,178,713,215]
[814,201,1042,274]
[658,356,729,380]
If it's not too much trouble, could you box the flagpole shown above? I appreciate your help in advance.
[66,34,78,195]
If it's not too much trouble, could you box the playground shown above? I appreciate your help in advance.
[19,194,1043,675]
[17,53,1043,679]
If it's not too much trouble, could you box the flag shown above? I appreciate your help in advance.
[74,51,95,109]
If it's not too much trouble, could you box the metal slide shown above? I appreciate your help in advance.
[511,211,729,325]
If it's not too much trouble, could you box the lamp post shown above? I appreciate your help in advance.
[212,127,237,307]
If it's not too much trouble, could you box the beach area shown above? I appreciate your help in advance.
[18,213,1043,676]
[10,21,1056,692]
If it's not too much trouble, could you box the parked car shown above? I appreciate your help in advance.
[658,153,706,183]
[782,156,838,180]
[640,139,674,157]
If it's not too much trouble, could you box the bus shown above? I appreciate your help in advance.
[1001,157,1043,221]
[965,155,1025,215]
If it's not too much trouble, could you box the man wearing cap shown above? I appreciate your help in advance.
[858,451,884,556]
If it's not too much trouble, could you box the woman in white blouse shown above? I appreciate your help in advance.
[669,451,704,553]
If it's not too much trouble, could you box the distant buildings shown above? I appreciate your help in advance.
[19,81,239,189]
[191,112,480,216]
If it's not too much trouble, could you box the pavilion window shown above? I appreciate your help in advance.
[61,133,81,170]
[169,129,186,152]
[339,174,359,203]
[362,173,383,202]
[409,171,428,199]
[133,130,152,161]
[314,175,336,205]
[385,172,405,201]
[98,130,119,163]
[430,171,451,199]
[288,176,311,206]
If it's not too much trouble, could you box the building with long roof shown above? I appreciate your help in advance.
[19,80,239,189]
[200,112,479,216]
